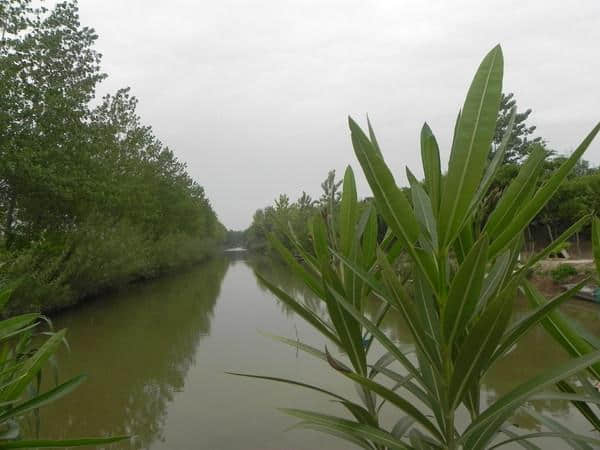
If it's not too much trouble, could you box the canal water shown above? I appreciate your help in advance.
[39,252,600,449]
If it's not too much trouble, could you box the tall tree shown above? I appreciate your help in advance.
[493,92,543,163]
[0,0,105,247]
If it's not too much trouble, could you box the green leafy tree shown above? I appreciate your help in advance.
[492,92,543,163]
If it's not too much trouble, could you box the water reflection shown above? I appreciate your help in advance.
[37,254,600,448]
[40,257,230,448]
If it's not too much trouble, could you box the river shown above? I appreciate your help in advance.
[39,252,600,449]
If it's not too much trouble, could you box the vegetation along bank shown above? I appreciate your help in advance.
[0,1,226,314]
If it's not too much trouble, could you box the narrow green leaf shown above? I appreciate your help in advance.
[283,409,413,450]
[488,432,600,450]
[378,250,441,371]
[449,279,516,409]
[328,288,424,385]
[343,372,444,442]
[462,349,600,449]
[420,123,441,216]
[293,422,377,450]
[340,166,359,257]
[526,408,593,450]
[470,106,517,213]
[593,217,600,278]
[500,428,542,450]
[407,168,438,249]
[268,233,325,299]
[494,278,589,360]
[524,280,600,379]
[349,117,420,249]
[439,45,504,246]
[255,272,341,346]
[0,375,86,423]
[519,215,590,275]
[367,116,383,158]
[392,416,416,439]
[226,372,351,402]
[485,146,546,238]
[443,235,488,346]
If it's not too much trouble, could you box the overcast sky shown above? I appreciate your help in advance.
[76,0,600,230]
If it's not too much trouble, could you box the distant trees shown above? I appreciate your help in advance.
[492,92,544,163]
[0,0,224,312]
[246,92,600,256]
[244,169,376,254]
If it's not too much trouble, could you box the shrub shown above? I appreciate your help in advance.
[550,263,578,283]
[234,45,600,448]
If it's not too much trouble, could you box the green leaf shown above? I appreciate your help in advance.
[255,272,341,346]
[377,250,441,371]
[268,233,326,299]
[283,409,413,450]
[349,117,420,249]
[525,408,593,450]
[485,146,546,238]
[462,349,600,449]
[0,375,86,423]
[1,330,66,402]
[500,428,542,450]
[407,168,438,249]
[470,106,516,213]
[343,372,444,443]
[293,422,377,450]
[488,432,600,450]
[439,45,504,246]
[391,416,416,439]
[328,288,424,384]
[524,280,600,379]
[226,372,351,402]
[340,166,359,257]
[258,331,337,365]
[420,123,441,216]
[519,215,590,274]
[494,278,590,360]
[443,235,488,346]
[449,279,516,409]
[593,217,600,278]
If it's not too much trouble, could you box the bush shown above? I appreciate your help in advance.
[550,263,578,283]
[3,218,220,315]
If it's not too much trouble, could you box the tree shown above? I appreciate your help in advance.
[0,0,105,247]
[493,92,543,163]
[297,191,315,210]
[318,169,342,207]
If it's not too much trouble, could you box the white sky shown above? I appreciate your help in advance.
[76,0,600,229]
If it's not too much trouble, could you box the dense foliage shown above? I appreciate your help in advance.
[0,0,225,313]
[236,45,600,448]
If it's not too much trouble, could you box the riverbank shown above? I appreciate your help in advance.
[2,230,224,316]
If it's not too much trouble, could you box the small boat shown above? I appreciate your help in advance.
[562,284,600,303]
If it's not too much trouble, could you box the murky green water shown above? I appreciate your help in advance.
[39,252,600,449]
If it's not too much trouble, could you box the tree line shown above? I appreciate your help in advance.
[241,92,599,254]
[0,0,225,313]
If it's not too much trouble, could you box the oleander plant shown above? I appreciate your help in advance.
[233,45,600,449]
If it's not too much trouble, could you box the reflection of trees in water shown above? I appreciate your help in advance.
[40,257,230,449]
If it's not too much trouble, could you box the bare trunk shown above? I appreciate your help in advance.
[4,192,15,249]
